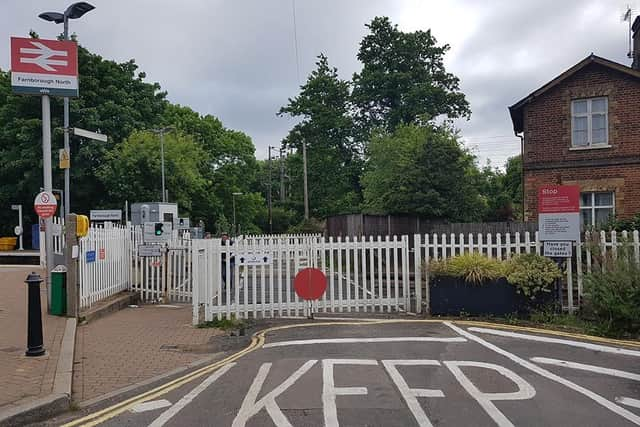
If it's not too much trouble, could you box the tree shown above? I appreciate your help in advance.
[352,17,470,136]
[361,124,484,221]
[97,131,207,216]
[278,54,362,218]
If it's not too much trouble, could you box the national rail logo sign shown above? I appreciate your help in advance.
[10,37,79,97]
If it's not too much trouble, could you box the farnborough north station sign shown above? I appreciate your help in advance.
[10,37,79,97]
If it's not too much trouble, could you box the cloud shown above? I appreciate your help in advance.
[1,0,633,167]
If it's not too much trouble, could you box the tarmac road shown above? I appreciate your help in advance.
[56,320,640,427]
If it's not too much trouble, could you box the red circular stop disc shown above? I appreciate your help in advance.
[294,268,327,300]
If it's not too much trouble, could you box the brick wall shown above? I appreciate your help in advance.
[522,62,640,219]
[524,166,640,220]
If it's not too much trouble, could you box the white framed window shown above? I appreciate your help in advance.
[580,191,614,227]
[571,97,608,148]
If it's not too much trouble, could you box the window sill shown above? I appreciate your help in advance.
[569,144,612,151]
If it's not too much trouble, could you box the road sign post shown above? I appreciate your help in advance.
[294,268,327,318]
[11,204,23,250]
[11,36,79,311]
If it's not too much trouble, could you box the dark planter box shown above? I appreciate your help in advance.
[429,275,526,316]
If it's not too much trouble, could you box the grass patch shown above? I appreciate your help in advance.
[197,317,246,330]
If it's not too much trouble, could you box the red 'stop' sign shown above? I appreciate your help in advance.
[11,37,78,76]
[538,185,580,214]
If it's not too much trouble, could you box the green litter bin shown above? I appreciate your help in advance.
[51,265,67,316]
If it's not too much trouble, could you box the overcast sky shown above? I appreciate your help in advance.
[0,0,634,168]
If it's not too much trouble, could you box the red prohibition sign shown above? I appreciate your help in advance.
[294,268,327,300]
[41,193,50,203]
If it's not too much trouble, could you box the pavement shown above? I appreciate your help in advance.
[72,304,227,404]
[0,266,67,414]
[49,319,640,427]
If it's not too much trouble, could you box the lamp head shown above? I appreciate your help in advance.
[38,12,65,24]
[65,2,95,19]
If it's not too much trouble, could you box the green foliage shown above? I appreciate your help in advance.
[197,317,246,330]
[605,213,640,232]
[429,253,505,285]
[362,124,484,220]
[582,246,640,336]
[288,218,325,234]
[505,254,562,299]
[278,54,362,218]
[98,131,207,216]
[215,214,231,236]
[352,16,470,135]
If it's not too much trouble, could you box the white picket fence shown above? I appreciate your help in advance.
[192,235,410,324]
[78,225,192,310]
[413,230,640,313]
[79,224,132,309]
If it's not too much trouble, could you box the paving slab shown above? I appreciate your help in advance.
[0,266,66,413]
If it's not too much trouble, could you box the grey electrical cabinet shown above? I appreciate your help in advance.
[131,202,178,226]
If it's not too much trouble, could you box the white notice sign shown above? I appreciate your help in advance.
[543,241,572,258]
[539,213,580,242]
[237,253,272,266]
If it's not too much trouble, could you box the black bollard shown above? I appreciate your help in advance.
[25,272,45,357]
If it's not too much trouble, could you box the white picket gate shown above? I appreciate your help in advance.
[130,227,193,303]
[192,235,411,324]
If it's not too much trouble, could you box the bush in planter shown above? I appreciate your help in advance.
[429,253,505,284]
[428,253,513,316]
[504,253,562,300]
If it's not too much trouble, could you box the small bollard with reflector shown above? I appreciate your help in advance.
[25,272,45,357]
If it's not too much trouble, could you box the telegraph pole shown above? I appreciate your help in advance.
[279,146,286,203]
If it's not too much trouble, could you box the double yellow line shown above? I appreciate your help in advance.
[63,318,640,426]
[62,321,387,426]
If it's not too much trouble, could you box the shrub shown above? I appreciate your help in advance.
[582,252,640,337]
[428,253,505,285]
[505,253,562,299]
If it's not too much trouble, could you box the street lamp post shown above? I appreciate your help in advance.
[268,145,277,234]
[151,127,174,202]
[39,2,95,217]
[232,192,243,236]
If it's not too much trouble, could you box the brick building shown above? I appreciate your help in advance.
[509,17,640,227]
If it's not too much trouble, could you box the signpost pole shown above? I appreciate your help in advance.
[63,19,70,217]
[42,94,54,309]
[18,204,23,250]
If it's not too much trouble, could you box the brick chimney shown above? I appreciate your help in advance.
[633,16,640,69]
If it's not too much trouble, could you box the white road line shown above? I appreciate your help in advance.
[148,363,236,427]
[323,359,378,427]
[443,361,536,427]
[263,337,467,348]
[232,360,318,427]
[468,327,640,358]
[617,397,640,409]
[530,357,640,381]
[382,360,444,427]
[444,322,640,426]
[129,399,172,413]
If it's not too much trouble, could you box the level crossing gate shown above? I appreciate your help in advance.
[192,235,411,324]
